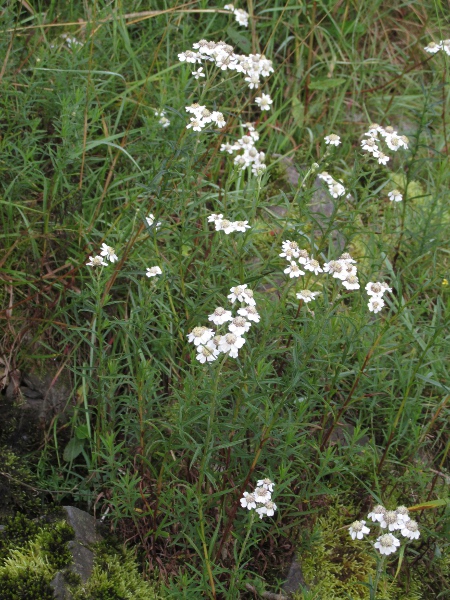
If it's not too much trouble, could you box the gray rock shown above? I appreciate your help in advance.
[282,559,309,594]
[63,506,103,546]
[23,367,71,418]
[68,540,94,583]
[51,571,73,600]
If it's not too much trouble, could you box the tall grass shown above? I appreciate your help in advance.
[0,0,449,597]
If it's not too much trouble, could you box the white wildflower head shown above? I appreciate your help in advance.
[196,344,219,363]
[304,258,323,276]
[424,41,442,54]
[228,284,248,304]
[241,287,256,306]
[228,316,251,336]
[237,306,260,322]
[284,261,305,278]
[218,332,245,358]
[374,533,401,556]
[146,266,162,278]
[192,67,205,79]
[187,326,214,346]
[368,296,385,314]
[342,275,360,290]
[86,255,108,267]
[324,134,341,146]
[145,213,162,229]
[368,505,386,523]
[296,290,318,303]
[380,510,402,531]
[255,93,273,111]
[256,500,277,519]
[395,506,410,523]
[400,519,420,540]
[388,190,403,202]
[257,478,275,492]
[240,491,256,510]
[349,520,370,540]
[208,307,233,325]
[100,243,118,263]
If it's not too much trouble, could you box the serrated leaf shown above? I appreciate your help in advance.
[63,437,84,462]
[226,26,251,54]
[291,97,304,128]
[309,77,347,91]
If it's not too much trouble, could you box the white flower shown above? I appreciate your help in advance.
[296,290,318,303]
[254,486,272,504]
[328,182,346,198]
[217,219,236,234]
[375,152,390,165]
[187,326,214,346]
[218,333,245,357]
[368,505,386,523]
[400,519,420,540]
[380,510,402,531]
[100,243,118,263]
[240,491,256,510]
[395,506,410,523]
[318,171,334,184]
[349,520,370,540]
[146,266,162,278]
[365,123,382,137]
[233,220,251,232]
[196,345,219,363]
[208,307,233,325]
[237,306,260,322]
[342,275,360,290]
[388,190,403,202]
[185,102,204,115]
[228,316,251,336]
[279,248,299,260]
[304,258,323,275]
[339,252,356,264]
[379,125,396,138]
[257,478,275,492]
[145,213,162,229]
[284,261,305,278]
[255,93,273,111]
[368,297,385,313]
[324,134,341,146]
[86,255,108,267]
[241,288,256,306]
[221,143,236,154]
[192,67,205,79]
[424,41,442,54]
[158,116,170,128]
[245,73,260,89]
[212,111,226,128]
[178,50,200,63]
[256,500,277,519]
[385,134,405,152]
[228,284,248,304]
[361,138,379,153]
[442,39,450,56]
[224,3,234,11]
[381,282,393,293]
[234,8,249,27]
[365,282,384,297]
[208,213,223,223]
[186,118,205,132]
[374,534,401,556]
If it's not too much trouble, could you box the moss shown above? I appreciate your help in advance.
[0,447,42,518]
[70,544,163,600]
[296,502,431,600]
[0,514,74,599]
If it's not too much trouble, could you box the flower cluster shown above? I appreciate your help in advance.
[187,284,259,363]
[155,110,170,128]
[365,281,392,313]
[178,40,274,90]
[220,123,266,174]
[86,242,118,267]
[318,171,346,198]
[424,39,450,55]
[224,4,249,27]
[240,478,277,519]
[208,213,250,234]
[323,253,360,291]
[185,103,226,131]
[368,504,420,555]
[361,123,409,166]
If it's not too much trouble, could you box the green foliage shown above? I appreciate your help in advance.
[0,0,449,596]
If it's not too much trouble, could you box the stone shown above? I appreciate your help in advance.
[282,559,309,594]
[51,571,73,600]
[63,506,103,546]
[68,540,94,583]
